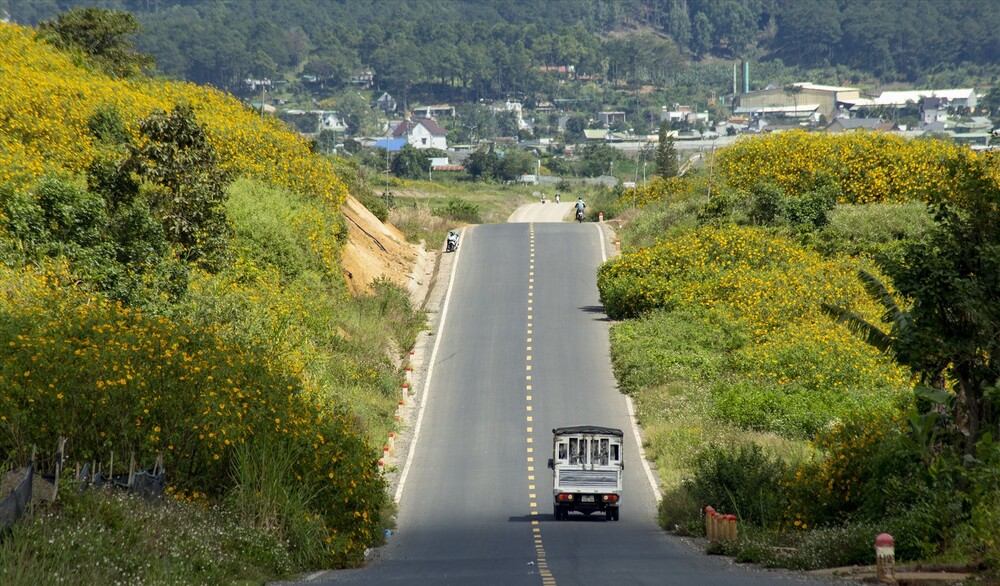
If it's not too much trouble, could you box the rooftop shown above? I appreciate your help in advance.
[792,82,860,93]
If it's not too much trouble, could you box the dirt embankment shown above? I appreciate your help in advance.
[341,195,417,295]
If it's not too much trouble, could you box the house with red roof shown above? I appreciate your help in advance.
[392,118,448,150]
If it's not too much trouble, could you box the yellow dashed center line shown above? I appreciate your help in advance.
[526,224,555,585]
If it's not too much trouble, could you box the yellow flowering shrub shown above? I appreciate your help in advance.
[717,130,992,204]
[0,263,384,566]
[786,412,905,526]
[0,23,346,207]
[624,176,689,208]
[599,225,909,435]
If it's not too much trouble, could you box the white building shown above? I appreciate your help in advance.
[391,118,448,150]
[492,100,531,131]
[412,104,455,118]
[854,88,977,110]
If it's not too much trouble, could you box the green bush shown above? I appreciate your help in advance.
[723,522,885,570]
[0,269,387,566]
[610,308,744,395]
[807,202,934,262]
[687,442,789,528]
[0,489,293,585]
[435,197,481,223]
[658,484,702,534]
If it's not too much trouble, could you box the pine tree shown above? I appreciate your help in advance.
[655,124,678,177]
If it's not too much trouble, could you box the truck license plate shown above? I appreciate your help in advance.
[581,495,595,503]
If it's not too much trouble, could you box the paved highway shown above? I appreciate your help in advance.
[318,219,826,585]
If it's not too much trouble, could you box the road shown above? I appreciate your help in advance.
[317,212,825,585]
[508,202,574,223]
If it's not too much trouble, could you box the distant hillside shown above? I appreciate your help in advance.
[3,0,998,99]
[0,21,345,203]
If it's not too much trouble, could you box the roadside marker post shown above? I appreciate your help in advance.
[875,533,896,584]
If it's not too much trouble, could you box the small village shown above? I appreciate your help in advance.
[247,63,999,185]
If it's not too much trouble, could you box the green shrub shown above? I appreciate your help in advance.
[610,308,744,395]
[808,202,934,261]
[227,439,328,568]
[722,522,885,570]
[0,268,386,566]
[435,197,481,223]
[658,484,702,534]
[687,442,789,528]
[0,489,294,585]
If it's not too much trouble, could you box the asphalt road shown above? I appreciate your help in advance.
[318,221,826,585]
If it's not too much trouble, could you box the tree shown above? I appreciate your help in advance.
[123,105,231,269]
[824,157,1000,456]
[691,11,714,57]
[465,147,500,181]
[578,143,621,177]
[655,124,678,177]
[392,145,441,179]
[38,7,153,78]
[564,115,587,141]
[495,148,534,181]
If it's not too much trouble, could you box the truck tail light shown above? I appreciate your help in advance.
[557,493,573,502]
[602,494,619,503]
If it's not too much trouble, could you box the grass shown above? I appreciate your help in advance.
[0,488,295,585]
[384,178,536,245]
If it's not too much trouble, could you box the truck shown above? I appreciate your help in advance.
[548,426,623,521]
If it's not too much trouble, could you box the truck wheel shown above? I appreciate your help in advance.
[612,507,620,521]
[553,505,562,520]
[605,509,613,521]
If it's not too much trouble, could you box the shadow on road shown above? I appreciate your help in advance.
[508,513,611,523]
[578,305,610,322]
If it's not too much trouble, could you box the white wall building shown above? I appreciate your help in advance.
[392,118,448,150]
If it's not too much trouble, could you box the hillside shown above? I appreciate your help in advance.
[0,21,422,579]
[6,0,999,97]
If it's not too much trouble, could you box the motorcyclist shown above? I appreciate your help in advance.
[446,230,459,252]
[574,197,586,221]
[554,193,561,203]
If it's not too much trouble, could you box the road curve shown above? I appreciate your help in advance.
[316,222,827,585]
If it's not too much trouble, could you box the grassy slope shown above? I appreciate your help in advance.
[0,25,422,582]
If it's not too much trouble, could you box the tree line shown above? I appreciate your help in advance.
[5,0,998,98]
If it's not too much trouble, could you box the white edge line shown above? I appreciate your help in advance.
[394,227,466,504]
[626,394,663,502]
[594,222,662,502]
[594,223,608,263]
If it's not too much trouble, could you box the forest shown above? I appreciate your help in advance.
[4,0,999,103]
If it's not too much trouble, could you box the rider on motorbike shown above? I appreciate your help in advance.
[446,230,459,252]
[574,197,586,221]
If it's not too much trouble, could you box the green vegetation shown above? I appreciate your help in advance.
[11,1,998,96]
[601,133,1000,572]
[0,20,423,581]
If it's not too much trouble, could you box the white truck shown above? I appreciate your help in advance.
[548,426,623,521]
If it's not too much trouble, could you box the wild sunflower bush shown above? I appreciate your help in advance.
[0,23,346,207]
[599,225,908,437]
[0,264,385,566]
[717,130,989,204]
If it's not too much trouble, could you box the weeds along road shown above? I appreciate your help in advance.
[316,215,828,585]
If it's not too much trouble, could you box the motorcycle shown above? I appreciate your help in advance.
[445,231,459,252]
[575,208,585,223]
